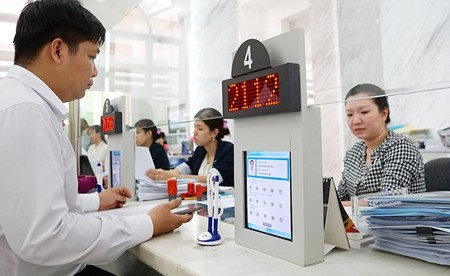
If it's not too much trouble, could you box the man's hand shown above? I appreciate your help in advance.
[148,199,193,237]
[98,187,132,211]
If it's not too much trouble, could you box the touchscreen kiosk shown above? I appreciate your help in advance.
[102,96,136,199]
[230,29,323,266]
[245,151,292,240]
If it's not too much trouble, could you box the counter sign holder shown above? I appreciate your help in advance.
[99,96,136,200]
[229,30,324,267]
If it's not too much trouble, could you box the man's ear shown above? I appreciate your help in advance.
[50,38,64,63]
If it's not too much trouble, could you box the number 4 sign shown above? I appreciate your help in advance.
[231,39,271,78]
[244,45,253,69]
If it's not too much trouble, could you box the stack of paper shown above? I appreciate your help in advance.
[134,146,193,201]
[360,192,450,265]
[136,178,191,201]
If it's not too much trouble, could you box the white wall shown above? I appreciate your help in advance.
[188,0,239,142]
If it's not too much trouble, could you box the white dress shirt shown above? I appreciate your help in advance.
[87,141,109,170]
[0,65,153,276]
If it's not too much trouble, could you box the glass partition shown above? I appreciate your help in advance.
[235,0,450,186]
[239,0,450,107]
[307,0,450,105]
[2,0,448,178]
[319,88,450,188]
[2,1,449,123]
[79,0,192,153]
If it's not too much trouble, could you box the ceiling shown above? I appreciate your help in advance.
[81,0,143,30]
[0,0,144,30]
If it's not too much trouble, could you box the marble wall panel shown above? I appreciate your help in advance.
[380,0,450,89]
[189,0,239,121]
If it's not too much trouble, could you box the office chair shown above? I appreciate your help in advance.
[424,157,450,191]
[80,155,95,176]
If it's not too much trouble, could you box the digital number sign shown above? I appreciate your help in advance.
[222,63,300,119]
[101,111,122,135]
[227,73,280,112]
[222,39,301,119]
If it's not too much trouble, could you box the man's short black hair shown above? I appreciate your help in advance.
[13,0,105,65]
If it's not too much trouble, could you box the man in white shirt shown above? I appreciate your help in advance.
[0,1,192,275]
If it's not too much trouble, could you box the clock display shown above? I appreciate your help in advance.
[101,112,122,135]
[222,63,301,119]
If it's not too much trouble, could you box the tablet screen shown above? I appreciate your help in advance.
[110,150,121,187]
[244,151,292,240]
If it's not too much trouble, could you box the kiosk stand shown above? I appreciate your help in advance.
[101,96,137,200]
[223,29,324,266]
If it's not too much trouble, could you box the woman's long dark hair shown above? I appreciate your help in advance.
[134,119,160,141]
[91,125,106,143]
[194,108,230,139]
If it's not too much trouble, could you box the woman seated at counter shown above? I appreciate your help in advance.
[87,125,109,170]
[338,83,426,201]
[134,119,170,170]
[146,108,234,187]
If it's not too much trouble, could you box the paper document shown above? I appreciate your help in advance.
[360,191,450,265]
[135,146,155,183]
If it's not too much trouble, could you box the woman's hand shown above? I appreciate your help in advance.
[146,168,177,181]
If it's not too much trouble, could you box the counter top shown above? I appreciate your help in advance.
[90,201,449,275]
[419,147,450,153]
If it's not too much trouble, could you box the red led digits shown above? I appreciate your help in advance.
[101,115,115,132]
[228,73,280,112]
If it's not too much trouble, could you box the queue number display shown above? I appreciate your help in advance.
[222,63,301,119]
[222,38,301,119]
[227,73,280,112]
[101,112,122,135]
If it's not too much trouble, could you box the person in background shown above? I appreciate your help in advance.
[337,83,426,201]
[135,119,170,170]
[0,1,192,275]
[87,124,109,170]
[146,108,234,187]
[156,130,170,155]
[80,118,91,152]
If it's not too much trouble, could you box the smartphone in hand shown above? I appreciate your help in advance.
[174,206,202,215]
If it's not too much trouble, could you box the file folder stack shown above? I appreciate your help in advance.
[360,192,450,265]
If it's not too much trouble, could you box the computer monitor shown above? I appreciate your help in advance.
[80,155,95,176]
[244,151,292,240]
[168,103,187,134]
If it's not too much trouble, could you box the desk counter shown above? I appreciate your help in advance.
[419,148,450,163]
[106,202,449,276]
